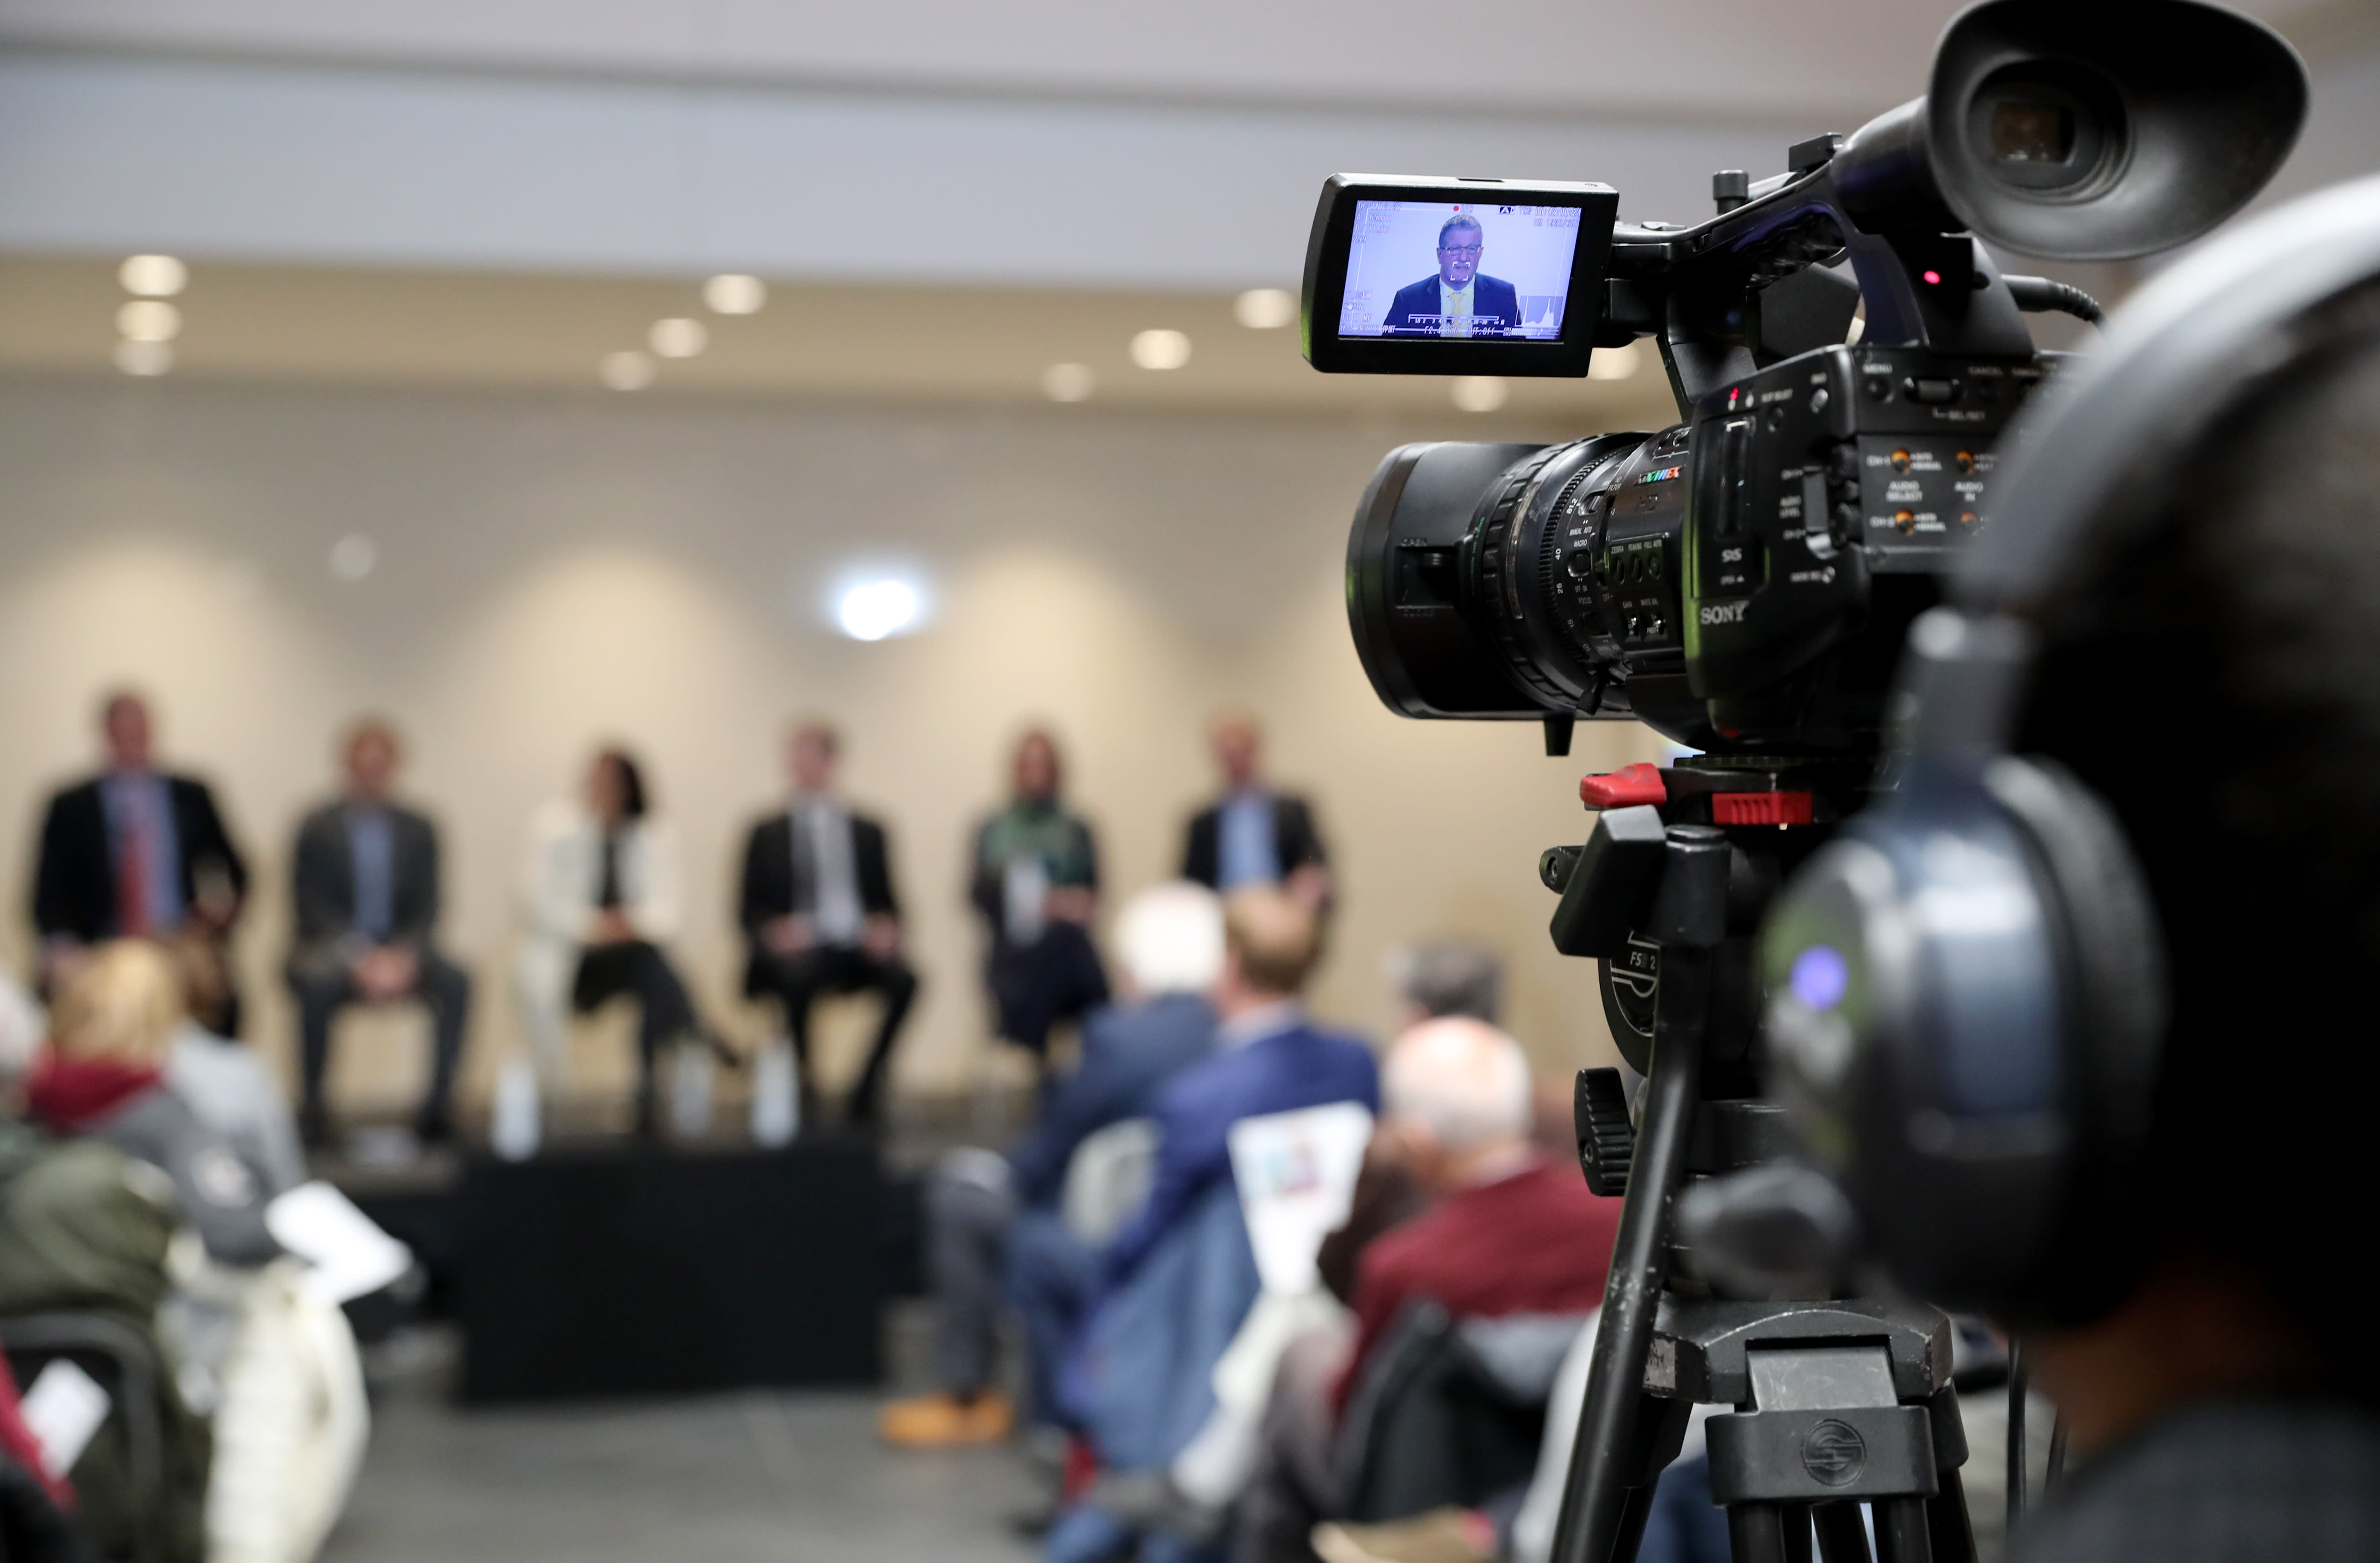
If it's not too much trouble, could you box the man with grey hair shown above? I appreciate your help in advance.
[882,882,1226,1450]
[1340,1018,1618,1405]
[1393,940,1504,1027]
[1382,213,1525,338]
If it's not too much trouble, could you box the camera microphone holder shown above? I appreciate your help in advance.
[1542,765,1976,1563]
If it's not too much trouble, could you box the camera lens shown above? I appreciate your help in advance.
[1962,61,2124,196]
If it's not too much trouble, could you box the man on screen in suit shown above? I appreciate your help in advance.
[1380,213,1524,338]
[1181,712,1331,911]
[32,691,249,1018]
[287,718,473,1147]
[739,720,919,1125]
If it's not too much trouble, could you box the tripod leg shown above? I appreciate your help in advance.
[1783,1505,1815,1563]
[1925,1470,1976,1563]
[1873,1499,1932,1563]
[1548,937,1716,1563]
[1728,1504,1791,1563]
[2006,1341,2028,1536]
[1812,1503,1872,1563]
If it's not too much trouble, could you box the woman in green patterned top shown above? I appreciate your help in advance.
[969,729,1108,1060]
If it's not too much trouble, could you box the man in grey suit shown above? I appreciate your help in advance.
[287,719,471,1146]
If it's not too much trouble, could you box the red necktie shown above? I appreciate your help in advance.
[117,794,152,937]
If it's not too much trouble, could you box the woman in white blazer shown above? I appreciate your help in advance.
[514,747,706,1133]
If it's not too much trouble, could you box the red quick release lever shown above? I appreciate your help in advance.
[1580,762,1668,810]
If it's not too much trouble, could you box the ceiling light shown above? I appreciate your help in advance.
[599,351,655,390]
[328,533,379,582]
[119,255,188,297]
[834,579,925,642]
[1450,376,1509,412]
[1588,341,1643,382]
[1042,363,1096,402]
[649,318,708,358]
[1130,329,1192,371]
[117,300,181,343]
[1234,289,1297,330]
[115,340,173,377]
[704,274,767,315]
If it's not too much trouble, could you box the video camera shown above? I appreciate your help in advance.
[1303,7,2309,1561]
[1313,1,2302,760]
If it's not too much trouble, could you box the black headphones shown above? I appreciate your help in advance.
[1761,174,2380,1322]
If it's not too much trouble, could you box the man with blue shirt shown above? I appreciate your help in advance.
[1380,213,1526,339]
[882,882,1227,1450]
[286,719,472,1147]
[32,691,248,1012]
[1181,714,1330,911]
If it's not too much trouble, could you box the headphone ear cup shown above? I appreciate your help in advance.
[1982,755,2170,1316]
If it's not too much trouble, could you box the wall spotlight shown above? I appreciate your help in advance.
[834,578,926,641]
[119,255,187,297]
[704,274,767,315]
[115,341,173,377]
[1450,376,1509,412]
[117,300,181,343]
[1130,329,1192,371]
[1234,289,1297,329]
[649,318,708,358]
[1042,363,1096,402]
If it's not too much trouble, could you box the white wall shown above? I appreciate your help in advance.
[0,374,1659,1106]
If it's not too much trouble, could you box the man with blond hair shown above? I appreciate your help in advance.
[1103,887,1376,1286]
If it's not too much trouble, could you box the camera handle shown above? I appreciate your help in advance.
[1545,810,1977,1563]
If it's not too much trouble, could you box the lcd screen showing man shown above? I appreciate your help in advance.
[1337,202,1582,341]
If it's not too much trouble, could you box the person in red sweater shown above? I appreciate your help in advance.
[1341,1016,1621,1408]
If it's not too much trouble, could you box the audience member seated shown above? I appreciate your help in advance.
[1048,889,1375,1563]
[0,949,215,1563]
[285,718,473,1148]
[971,728,1108,1064]
[1181,714,1330,910]
[1235,1019,1620,1563]
[25,942,369,1563]
[517,747,721,1136]
[880,882,1224,1451]
[31,691,248,1027]
[166,938,305,1196]
[1315,941,1508,1308]
[738,720,918,1126]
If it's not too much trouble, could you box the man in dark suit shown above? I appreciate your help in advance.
[1380,213,1524,338]
[739,720,918,1124]
[287,719,471,1146]
[32,691,248,1017]
[1181,713,1331,909]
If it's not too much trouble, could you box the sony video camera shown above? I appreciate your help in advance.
[1310,1,2305,761]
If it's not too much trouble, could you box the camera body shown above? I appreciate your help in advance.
[1349,344,2051,753]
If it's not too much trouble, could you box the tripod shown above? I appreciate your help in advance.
[1541,761,1977,1563]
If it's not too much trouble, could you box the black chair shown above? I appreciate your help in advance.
[1330,1301,1582,1525]
[0,1313,173,1563]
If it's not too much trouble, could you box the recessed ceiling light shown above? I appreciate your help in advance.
[1234,289,1297,330]
[834,578,926,641]
[1130,329,1192,371]
[119,255,188,298]
[599,350,655,390]
[1042,363,1096,402]
[329,533,379,582]
[650,318,708,358]
[1588,341,1642,381]
[117,300,181,343]
[1450,376,1509,412]
[115,340,173,377]
[704,274,767,315]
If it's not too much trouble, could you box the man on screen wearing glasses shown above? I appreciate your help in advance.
[1382,212,1523,338]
